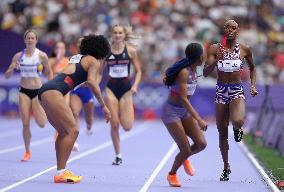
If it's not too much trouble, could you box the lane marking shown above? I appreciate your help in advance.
[0,122,150,192]
[238,142,281,192]
[0,137,53,155]
[139,142,177,192]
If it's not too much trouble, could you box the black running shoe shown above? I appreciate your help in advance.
[112,157,122,165]
[233,128,243,142]
[220,169,231,181]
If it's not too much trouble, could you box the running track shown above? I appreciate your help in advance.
[0,118,277,192]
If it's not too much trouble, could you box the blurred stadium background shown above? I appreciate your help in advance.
[0,0,283,185]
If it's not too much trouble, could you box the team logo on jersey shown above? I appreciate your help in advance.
[108,55,115,59]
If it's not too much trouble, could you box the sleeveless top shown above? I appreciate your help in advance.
[19,48,42,78]
[217,43,243,72]
[170,68,198,96]
[105,46,131,78]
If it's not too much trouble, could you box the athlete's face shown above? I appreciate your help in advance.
[55,42,66,56]
[24,32,37,48]
[112,26,126,43]
[224,21,238,40]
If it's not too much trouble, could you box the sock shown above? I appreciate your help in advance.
[57,169,66,175]
[116,154,122,158]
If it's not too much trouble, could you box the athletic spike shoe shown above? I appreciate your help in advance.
[54,170,82,184]
[112,157,122,165]
[233,128,243,142]
[21,152,31,162]
[167,173,181,187]
[183,159,195,176]
[220,169,231,181]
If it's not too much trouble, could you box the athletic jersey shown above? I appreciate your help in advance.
[105,46,131,78]
[19,48,42,78]
[170,68,197,96]
[217,43,243,72]
[52,57,69,74]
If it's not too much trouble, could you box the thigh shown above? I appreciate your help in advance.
[229,98,245,122]
[164,121,190,150]
[182,116,206,145]
[70,94,83,117]
[119,91,134,128]
[31,97,47,125]
[19,93,32,125]
[40,91,76,133]
[105,88,120,125]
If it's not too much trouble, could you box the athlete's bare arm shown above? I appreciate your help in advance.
[40,52,53,80]
[242,44,258,96]
[86,56,111,122]
[4,52,20,79]
[203,44,219,77]
[128,45,141,94]
[177,69,207,130]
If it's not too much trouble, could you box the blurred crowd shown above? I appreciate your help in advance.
[1,0,284,85]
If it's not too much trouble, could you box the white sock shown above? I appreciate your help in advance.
[57,169,66,175]
[116,154,122,158]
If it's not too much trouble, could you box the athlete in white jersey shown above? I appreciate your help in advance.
[203,20,258,181]
[4,29,53,162]
[162,43,207,187]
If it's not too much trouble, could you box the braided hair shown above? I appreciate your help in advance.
[164,43,203,86]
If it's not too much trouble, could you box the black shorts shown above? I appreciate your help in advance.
[38,74,70,101]
[19,87,39,100]
[106,77,131,100]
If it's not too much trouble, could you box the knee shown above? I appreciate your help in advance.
[232,119,244,128]
[70,128,79,137]
[122,124,132,132]
[22,122,30,130]
[181,146,191,158]
[111,121,120,131]
[37,121,46,128]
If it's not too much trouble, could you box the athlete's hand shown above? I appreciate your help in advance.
[198,119,208,131]
[130,85,138,95]
[216,46,225,61]
[250,85,258,97]
[15,61,20,70]
[102,105,111,123]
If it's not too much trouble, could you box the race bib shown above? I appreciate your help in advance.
[217,59,242,72]
[109,65,128,78]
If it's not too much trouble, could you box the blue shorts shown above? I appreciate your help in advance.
[71,86,93,103]
[161,101,190,124]
[215,83,245,104]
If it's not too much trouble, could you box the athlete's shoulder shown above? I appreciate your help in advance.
[38,49,48,58]
[239,43,252,54]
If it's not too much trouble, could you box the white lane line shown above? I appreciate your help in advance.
[238,142,281,192]
[0,122,150,192]
[0,130,21,139]
[139,142,177,192]
[0,137,53,155]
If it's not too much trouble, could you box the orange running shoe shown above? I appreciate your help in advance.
[167,173,181,187]
[54,170,83,184]
[21,152,31,162]
[183,159,195,176]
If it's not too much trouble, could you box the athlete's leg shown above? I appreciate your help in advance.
[119,91,134,131]
[70,94,83,126]
[105,88,120,155]
[40,90,78,170]
[82,101,94,133]
[165,121,192,174]
[19,93,32,155]
[182,116,207,155]
[32,97,47,128]
[230,98,245,141]
[216,103,230,170]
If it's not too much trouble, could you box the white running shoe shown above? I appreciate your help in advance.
[72,142,79,151]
